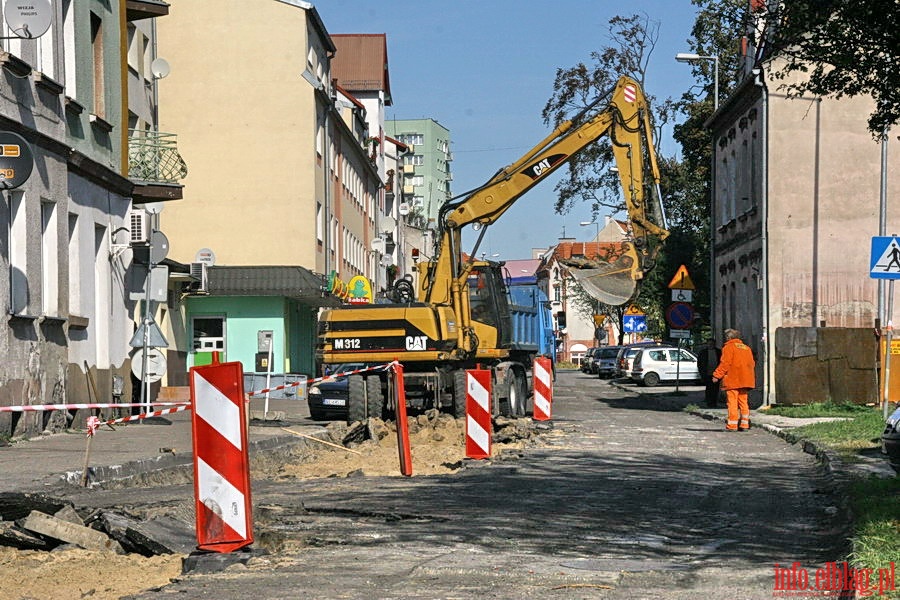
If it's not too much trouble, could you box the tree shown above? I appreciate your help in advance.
[690,0,899,137]
[541,14,676,217]
[770,0,899,136]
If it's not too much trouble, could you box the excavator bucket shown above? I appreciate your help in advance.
[562,242,642,306]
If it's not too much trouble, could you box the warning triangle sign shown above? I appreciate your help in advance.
[667,265,696,290]
[130,320,169,348]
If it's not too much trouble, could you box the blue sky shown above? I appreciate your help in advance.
[315,1,701,259]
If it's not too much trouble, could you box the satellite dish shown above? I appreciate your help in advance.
[3,0,51,38]
[194,248,217,266]
[380,255,394,267]
[370,238,385,253]
[398,203,410,216]
[143,202,164,214]
[380,216,396,233]
[150,57,171,80]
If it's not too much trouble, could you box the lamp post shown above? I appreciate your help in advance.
[675,52,719,111]
[579,220,600,241]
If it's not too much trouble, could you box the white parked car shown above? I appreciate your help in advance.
[630,346,701,387]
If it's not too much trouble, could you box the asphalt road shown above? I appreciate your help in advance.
[84,370,847,599]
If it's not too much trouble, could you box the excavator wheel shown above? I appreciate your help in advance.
[366,375,385,420]
[451,370,467,419]
[347,375,366,423]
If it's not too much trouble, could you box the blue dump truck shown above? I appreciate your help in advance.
[506,270,557,368]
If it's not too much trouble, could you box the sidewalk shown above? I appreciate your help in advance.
[0,394,323,494]
[612,379,896,479]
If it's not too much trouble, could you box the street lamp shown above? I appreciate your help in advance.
[579,220,600,241]
[675,52,719,111]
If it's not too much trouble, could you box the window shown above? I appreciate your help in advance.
[94,225,110,367]
[91,12,105,118]
[41,202,58,316]
[316,202,323,243]
[9,191,28,314]
[403,154,424,166]
[412,175,424,187]
[648,350,667,362]
[67,213,81,315]
[62,0,76,96]
[193,316,225,351]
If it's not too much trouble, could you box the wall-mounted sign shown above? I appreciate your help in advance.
[347,275,373,305]
[0,132,34,189]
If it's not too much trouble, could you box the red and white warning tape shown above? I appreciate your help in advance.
[0,402,188,413]
[101,404,191,426]
[246,361,398,397]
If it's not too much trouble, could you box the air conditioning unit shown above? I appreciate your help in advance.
[189,262,208,292]
[129,209,149,245]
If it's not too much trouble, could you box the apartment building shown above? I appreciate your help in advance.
[0,0,185,437]
[386,118,453,230]
[155,1,377,377]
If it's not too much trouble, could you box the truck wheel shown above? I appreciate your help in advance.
[504,370,525,417]
[366,376,385,420]
[347,375,366,423]
[643,372,660,387]
[451,370,467,418]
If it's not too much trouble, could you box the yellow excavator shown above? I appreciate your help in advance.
[317,75,669,421]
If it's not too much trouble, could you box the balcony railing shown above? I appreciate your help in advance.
[128,129,188,184]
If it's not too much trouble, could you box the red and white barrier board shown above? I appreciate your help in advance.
[190,358,253,553]
[533,357,553,421]
[465,369,492,460]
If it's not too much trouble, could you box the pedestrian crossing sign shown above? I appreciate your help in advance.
[870,236,900,279]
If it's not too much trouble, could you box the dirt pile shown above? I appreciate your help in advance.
[0,413,552,599]
[276,411,547,479]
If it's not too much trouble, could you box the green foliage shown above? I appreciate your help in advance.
[789,409,886,459]
[847,477,900,580]
[768,0,899,136]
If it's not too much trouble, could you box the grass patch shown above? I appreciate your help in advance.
[766,401,873,418]
[847,476,900,593]
[684,403,701,412]
[788,409,885,460]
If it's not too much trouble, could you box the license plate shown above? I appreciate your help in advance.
[322,398,345,406]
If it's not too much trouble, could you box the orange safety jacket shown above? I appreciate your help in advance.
[713,338,756,390]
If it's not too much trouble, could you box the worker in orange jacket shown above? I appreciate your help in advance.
[712,328,756,431]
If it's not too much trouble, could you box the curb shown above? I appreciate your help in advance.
[60,430,331,490]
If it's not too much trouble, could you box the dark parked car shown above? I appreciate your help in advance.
[614,341,664,378]
[594,346,623,379]
[307,363,386,421]
[581,347,600,374]
[883,406,900,474]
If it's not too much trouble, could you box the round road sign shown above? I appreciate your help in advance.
[666,302,695,329]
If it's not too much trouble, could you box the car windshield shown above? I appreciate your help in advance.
[333,364,365,375]
[599,348,619,358]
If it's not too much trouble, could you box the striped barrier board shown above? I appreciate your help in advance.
[465,369,492,460]
[190,358,253,553]
[533,357,553,421]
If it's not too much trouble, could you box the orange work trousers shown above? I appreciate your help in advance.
[725,388,751,430]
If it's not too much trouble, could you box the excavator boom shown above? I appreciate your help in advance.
[426,75,668,310]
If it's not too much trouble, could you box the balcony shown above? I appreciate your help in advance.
[128,130,187,202]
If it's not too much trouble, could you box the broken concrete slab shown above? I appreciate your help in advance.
[0,492,71,522]
[17,510,122,553]
[125,515,196,555]
[0,521,54,550]
[182,546,269,574]
[53,505,84,526]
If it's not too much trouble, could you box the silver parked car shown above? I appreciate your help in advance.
[630,346,701,387]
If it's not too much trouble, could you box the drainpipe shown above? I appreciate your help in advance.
[753,67,772,405]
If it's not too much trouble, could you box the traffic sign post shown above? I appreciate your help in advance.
[666,266,695,344]
[871,236,900,419]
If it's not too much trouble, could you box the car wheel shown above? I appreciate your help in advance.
[366,375,385,420]
[643,372,660,387]
[347,375,366,423]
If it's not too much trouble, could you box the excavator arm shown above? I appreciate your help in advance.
[421,76,669,314]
